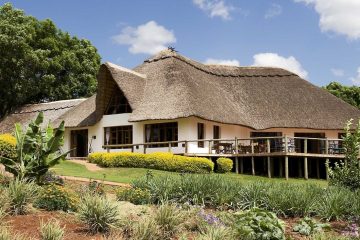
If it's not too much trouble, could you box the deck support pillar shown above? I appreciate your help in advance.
[240,158,244,173]
[316,159,320,179]
[285,156,289,180]
[235,157,239,174]
[304,157,308,180]
[267,157,271,178]
[251,157,255,176]
[325,158,329,181]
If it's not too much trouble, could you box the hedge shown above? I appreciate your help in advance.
[216,157,233,173]
[88,152,214,173]
[0,134,16,159]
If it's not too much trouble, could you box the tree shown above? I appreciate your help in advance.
[0,3,101,118]
[323,82,360,109]
[0,112,69,183]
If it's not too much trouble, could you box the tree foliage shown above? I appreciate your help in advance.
[324,82,360,109]
[0,112,69,183]
[0,3,100,118]
[327,119,360,190]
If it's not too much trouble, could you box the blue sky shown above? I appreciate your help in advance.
[4,0,360,86]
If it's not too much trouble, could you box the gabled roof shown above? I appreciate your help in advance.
[2,50,360,131]
[0,99,85,133]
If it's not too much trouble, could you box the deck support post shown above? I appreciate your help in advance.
[235,157,239,174]
[304,139,308,180]
[240,158,244,173]
[267,139,271,178]
[251,139,255,175]
[144,144,147,154]
[316,159,320,179]
[184,141,188,154]
[325,158,329,181]
[285,156,289,180]
[168,142,172,153]
[251,157,255,176]
[267,157,271,178]
[285,136,289,180]
[208,140,212,154]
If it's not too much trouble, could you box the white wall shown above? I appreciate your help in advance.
[63,114,344,156]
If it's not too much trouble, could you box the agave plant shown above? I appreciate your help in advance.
[0,112,69,183]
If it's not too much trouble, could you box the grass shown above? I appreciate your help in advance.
[52,160,327,186]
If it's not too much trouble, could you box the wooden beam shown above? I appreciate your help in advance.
[267,157,271,178]
[168,142,172,153]
[184,140,188,154]
[251,157,255,175]
[326,158,329,181]
[304,139,308,180]
[304,157,308,180]
[316,159,320,179]
[235,157,239,174]
[267,138,271,178]
[240,158,244,173]
[285,156,289,180]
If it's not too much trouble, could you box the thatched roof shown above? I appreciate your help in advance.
[0,99,85,133]
[3,50,360,131]
[130,50,360,130]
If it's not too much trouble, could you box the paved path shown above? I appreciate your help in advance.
[60,175,130,187]
[68,159,103,171]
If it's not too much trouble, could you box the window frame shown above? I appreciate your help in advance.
[198,123,205,148]
[145,122,178,148]
[104,125,133,149]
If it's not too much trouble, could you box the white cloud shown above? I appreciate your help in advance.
[252,53,308,79]
[264,3,282,19]
[295,0,360,40]
[350,67,360,85]
[204,58,240,66]
[193,0,234,20]
[112,21,176,55]
[331,68,345,77]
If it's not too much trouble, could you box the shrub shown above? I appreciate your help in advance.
[327,119,360,190]
[78,194,120,233]
[0,134,16,160]
[40,220,64,240]
[233,208,285,240]
[0,113,68,183]
[41,171,64,186]
[5,179,38,215]
[0,226,27,240]
[314,187,355,221]
[34,184,79,212]
[266,183,322,217]
[195,226,235,240]
[293,217,331,236]
[88,152,214,174]
[116,187,151,205]
[131,218,160,240]
[154,204,186,238]
[216,158,233,173]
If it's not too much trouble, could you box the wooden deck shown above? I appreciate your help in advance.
[103,136,351,180]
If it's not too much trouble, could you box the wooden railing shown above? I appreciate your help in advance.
[102,136,346,156]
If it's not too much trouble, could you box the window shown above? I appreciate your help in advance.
[105,88,132,114]
[198,123,205,148]
[213,125,220,144]
[104,126,133,148]
[145,122,178,148]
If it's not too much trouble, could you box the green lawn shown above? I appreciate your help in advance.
[52,160,328,186]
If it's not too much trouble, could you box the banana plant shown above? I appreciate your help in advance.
[0,112,70,183]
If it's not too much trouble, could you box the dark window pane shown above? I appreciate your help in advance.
[145,122,178,148]
[105,88,132,115]
[198,123,205,148]
[104,126,133,149]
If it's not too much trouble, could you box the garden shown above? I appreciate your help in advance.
[0,114,360,239]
